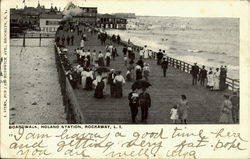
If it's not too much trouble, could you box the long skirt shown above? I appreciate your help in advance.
[80,40,84,48]
[207,75,214,88]
[106,57,110,67]
[115,81,123,98]
[94,82,104,98]
[144,70,149,80]
[219,111,234,124]
[85,77,92,90]
[126,73,132,81]
[136,70,142,80]
[213,78,220,90]
[98,58,105,66]
[81,76,87,89]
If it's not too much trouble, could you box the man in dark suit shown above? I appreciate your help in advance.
[128,88,139,123]
[139,88,151,123]
[107,69,116,97]
[191,63,199,85]
[157,49,163,65]
[199,65,207,86]
[161,58,169,77]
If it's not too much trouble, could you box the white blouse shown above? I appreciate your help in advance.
[114,75,125,84]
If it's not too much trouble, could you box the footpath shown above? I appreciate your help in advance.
[57,26,232,124]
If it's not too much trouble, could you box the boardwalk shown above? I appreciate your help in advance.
[57,26,232,124]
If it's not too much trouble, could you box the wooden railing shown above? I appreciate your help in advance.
[107,34,240,91]
[54,44,85,124]
[10,32,55,38]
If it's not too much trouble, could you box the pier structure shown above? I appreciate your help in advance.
[55,25,238,124]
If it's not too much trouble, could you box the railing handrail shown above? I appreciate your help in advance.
[54,44,85,123]
[107,34,239,91]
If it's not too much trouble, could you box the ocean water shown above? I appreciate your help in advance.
[106,16,239,79]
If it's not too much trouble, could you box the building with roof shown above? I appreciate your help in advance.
[97,14,127,29]
[10,2,61,32]
[72,7,97,26]
[39,13,63,32]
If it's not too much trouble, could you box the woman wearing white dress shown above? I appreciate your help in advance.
[139,49,144,59]
[80,39,84,48]
[207,68,214,90]
[143,48,149,59]
[91,50,97,65]
[81,69,88,89]
[213,68,220,90]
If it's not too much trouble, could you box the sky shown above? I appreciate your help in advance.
[3,0,247,17]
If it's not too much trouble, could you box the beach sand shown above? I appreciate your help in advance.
[9,38,67,124]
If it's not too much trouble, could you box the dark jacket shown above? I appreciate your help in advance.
[161,60,169,69]
[108,73,116,85]
[139,92,151,107]
[191,65,199,76]
[137,60,144,68]
[199,69,207,79]
[128,92,139,107]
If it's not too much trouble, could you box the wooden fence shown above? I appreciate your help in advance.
[107,34,240,91]
[54,45,85,124]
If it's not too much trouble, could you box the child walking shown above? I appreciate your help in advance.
[170,105,179,124]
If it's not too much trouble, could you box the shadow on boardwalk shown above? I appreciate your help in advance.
[57,26,231,124]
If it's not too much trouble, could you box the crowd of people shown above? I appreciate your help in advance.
[191,63,228,91]
[55,22,239,124]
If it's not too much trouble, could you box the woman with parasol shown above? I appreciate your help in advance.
[132,80,152,123]
[128,87,139,123]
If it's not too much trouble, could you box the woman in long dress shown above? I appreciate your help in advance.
[178,95,189,124]
[94,76,105,98]
[135,65,142,80]
[207,68,214,90]
[113,71,125,98]
[98,51,105,67]
[80,39,85,48]
[143,48,149,59]
[105,51,111,67]
[85,69,94,90]
[80,49,86,67]
[213,68,220,90]
[143,63,150,81]
[81,69,88,89]
[219,94,234,124]
[86,50,91,67]
[91,50,97,65]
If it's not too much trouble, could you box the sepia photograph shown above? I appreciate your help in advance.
[9,0,240,125]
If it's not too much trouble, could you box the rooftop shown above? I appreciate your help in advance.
[40,13,63,19]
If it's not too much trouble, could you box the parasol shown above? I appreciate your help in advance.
[95,67,110,73]
[131,80,152,89]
